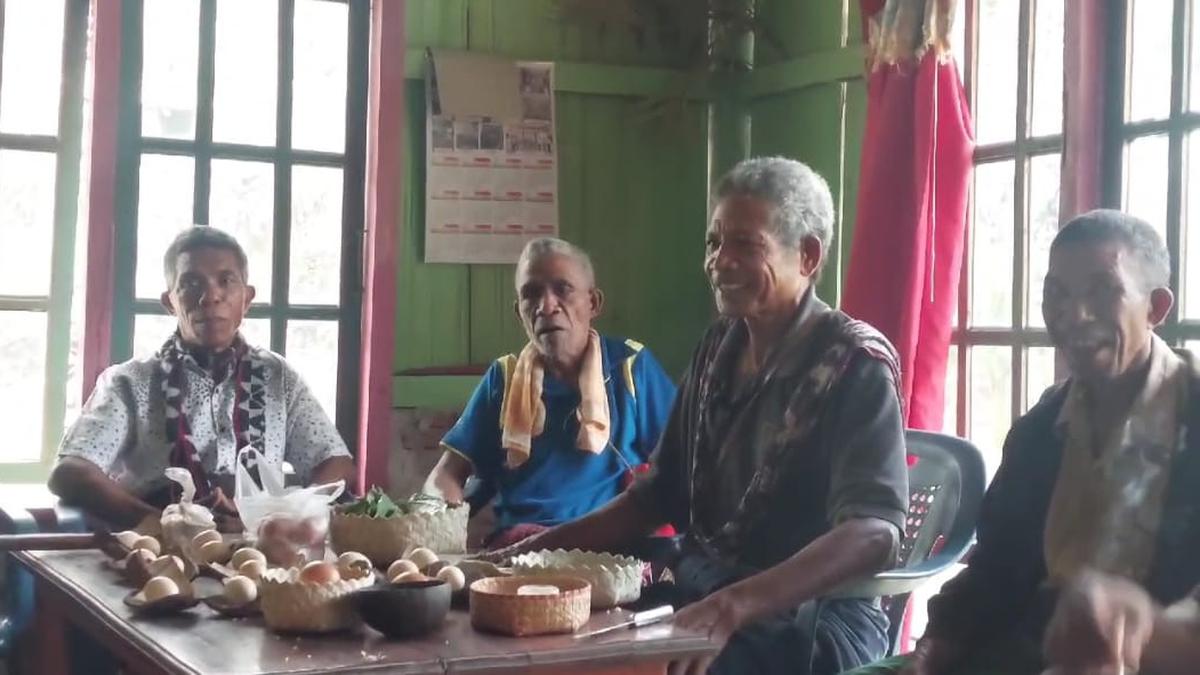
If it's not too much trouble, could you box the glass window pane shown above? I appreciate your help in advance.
[0,311,48,462]
[1025,346,1057,412]
[1128,0,1173,122]
[1188,340,1200,353]
[969,345,1013,477]
[290,166,343,305]
[212,0,277,146]
[1192,0,1200,111]
[136,154,195,299]
[944,344,959,436]
[949,2,966,71]
[133,313,179,358]
[1123,135,1169,239]
[134,314,270,357]
[1185,131,1200,320]
[209,159,274,300]
[0,150,57,296]
[975,0,1019,144]
[1027,153,1061,327]
[1030,0,1064,136]
[142,0,200,140]
[970,160,1015,327]
[292,0,348,152]
[285,320,339,419]
[240,317,271,350]
[0,0,65,134]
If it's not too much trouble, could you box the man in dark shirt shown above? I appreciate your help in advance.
[488,157,909,675]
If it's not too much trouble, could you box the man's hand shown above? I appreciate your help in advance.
[667,590,746,675]
[899,637,962,675]
[197,487,243,533]
[1043,572,1156,673]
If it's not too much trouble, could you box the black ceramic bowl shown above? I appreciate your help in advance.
[351,580,451,638]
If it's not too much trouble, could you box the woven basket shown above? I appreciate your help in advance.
[469,575,591,637]
[258,567,375,633]
[509,549,642,609]
[329,505,468,566]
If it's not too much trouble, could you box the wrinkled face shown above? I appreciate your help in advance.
[1042,240,1171,385]
[704,194,814,320]
[161,247,255,352]
[514,253,601,365]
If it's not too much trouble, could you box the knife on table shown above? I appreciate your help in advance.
[573,605,675,639]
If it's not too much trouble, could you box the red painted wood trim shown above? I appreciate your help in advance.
[357,0,405,491]
[80,0,123,401]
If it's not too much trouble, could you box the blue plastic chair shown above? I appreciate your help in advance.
[814,430,987,659]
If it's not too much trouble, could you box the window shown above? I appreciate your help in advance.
[947,0,1065,474]
[111,0,369,442]
[0,0,91,480]
[1113,0,1200,347]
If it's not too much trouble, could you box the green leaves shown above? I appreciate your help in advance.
[342,487,447,518]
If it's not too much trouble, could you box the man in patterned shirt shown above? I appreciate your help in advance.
[49,226,354,532]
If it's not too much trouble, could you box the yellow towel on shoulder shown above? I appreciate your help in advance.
[501,330,610,468]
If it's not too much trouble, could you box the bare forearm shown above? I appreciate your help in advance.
[722,518,897,625]
[310,455,356,489]
[1142,610,1200,674]
[48,458,158,528]
[423,451,472,504]
[511,492,663,555]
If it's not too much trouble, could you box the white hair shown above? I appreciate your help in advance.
[514,237,596,288]
[712,156,835,261]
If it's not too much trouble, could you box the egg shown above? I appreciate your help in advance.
[191,529,222,549]
[391,570,428,584]
[153,555,186,577]
[230,547,267,570]
[336,552,372,579]
[222,575,258,604]
[298,560,341,585]
[113,530,141,549]
[386,559,419,581]
[406,547,439,569]
[435,565,466,591]
[124,548,156,567]
[198,539,231,564]
[131,536,161,556]
[238,559,267,581]
[142,575,181,602]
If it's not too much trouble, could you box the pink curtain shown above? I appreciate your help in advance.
[841,0,974,432]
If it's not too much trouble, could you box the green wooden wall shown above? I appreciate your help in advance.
[398,0,714,386]
[748,0,866,305]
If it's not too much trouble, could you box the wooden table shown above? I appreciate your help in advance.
[13,550,715,674]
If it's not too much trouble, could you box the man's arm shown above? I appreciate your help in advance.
[1044,572,1200,675]
[48,456,159,528]
[310,455,356,487]
[422,450,473,505]
[487,490,667,559]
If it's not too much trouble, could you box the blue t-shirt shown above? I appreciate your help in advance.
[441,335,676,532]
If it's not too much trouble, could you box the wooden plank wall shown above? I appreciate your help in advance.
[399,0,714,381]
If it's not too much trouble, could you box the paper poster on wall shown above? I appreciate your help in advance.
[424,49,558,264]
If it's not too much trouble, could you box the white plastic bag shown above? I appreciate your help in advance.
[234,447,344,565]
[161,468,217,558]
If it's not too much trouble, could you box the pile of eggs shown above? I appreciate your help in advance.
[385,548,465,591]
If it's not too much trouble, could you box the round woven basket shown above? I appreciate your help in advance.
[328,504,468,566]
[469,575,591,637]
[509,549,642,609]
[259,567,375,633]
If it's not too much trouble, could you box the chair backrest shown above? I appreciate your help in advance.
[882,429,987,651]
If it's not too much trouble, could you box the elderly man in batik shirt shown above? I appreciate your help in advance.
[847,210,1200,675]
[488,157,910,675]
[50,226,354,532]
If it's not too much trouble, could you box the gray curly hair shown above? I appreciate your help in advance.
[1052,209,1171,293]
[712,156,835,261]
[514,237,596,288]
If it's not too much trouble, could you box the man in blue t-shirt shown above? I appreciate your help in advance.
[423,237,676,548]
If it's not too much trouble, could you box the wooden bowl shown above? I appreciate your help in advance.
[468,575,591,637]
[350,580,452,638]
